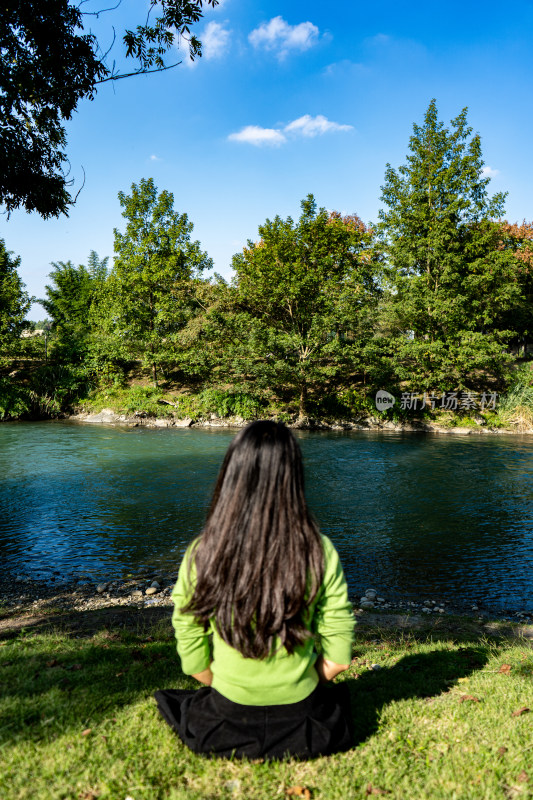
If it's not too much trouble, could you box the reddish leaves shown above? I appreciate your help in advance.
[511,706,530,717]
[498,663,512,674]
[286,787,312,799]
[366,785,391,796]
[459,694,480,703]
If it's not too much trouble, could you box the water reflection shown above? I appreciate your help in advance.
[0,422,531,612]
[301,431,533,610]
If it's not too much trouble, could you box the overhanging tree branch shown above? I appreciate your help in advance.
[0,0,218,218]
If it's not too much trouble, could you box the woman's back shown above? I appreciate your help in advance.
[172,533,354,706]
[156,421,355,759]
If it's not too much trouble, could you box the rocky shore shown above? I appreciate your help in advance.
[69,408,533,435]
[2,571,532,630]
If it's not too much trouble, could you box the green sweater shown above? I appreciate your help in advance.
[171,534,354,706]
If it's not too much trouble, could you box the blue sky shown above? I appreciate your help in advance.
[3,0,533,317]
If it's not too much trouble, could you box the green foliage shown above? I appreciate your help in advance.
[83,385,165,417]
[379,100,521,390]
[40,253,107,344]
[122,386,167,417]
[306,387,376,419]
[38,253,108,370]
[0,377,31,419]
[497,362,533,431]
[106,178,213,386]
[226,196,379,414]
[197,388,267,419]
[0,239,32,370]
[29,363,94,416]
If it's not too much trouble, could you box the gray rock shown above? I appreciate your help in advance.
[145,586,158,596]
[150,581,161,590]
[365,589,377,600]
[174,417,193,428]
[96,583,108,594]
[85,408,118,424]
[371,664,382,671]
[131,590,143,599]
[360,600,375,610]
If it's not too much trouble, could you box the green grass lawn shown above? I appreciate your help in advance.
[0,614,531,800]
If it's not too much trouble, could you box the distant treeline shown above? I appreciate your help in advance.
[1,102,532,421]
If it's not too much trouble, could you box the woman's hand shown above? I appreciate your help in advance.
[315,656,349,683]
[191,667,214,686]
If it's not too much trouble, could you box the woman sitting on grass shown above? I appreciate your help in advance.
[155,420,354,760]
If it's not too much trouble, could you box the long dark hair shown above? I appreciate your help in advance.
[181,420,325,659]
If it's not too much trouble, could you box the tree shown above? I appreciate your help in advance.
[0,240,32,371]
[106,177,212,385]
[39,252,108,362]
[378,100,522,390]
[0,0,218,218]
[496,221,533,353]
[224,196,378,416]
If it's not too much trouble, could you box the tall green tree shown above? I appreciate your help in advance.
[40,252,108,332]
[106,178,212,385]
[0,0,218,218]
[379,100,522,389]
[224,196,378,415]
[0,239,31,371]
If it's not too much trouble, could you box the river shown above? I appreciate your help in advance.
[0,421,532,613]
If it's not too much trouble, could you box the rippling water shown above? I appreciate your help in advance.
[0,421,532,612]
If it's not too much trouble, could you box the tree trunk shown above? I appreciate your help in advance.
[299,383,307,417]
[149,290,157,386]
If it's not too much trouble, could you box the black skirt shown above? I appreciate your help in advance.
[154,682,353,760]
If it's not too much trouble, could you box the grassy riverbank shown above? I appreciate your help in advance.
[72,382,533,434]
[1,609,531,800]
[2,360,533,433]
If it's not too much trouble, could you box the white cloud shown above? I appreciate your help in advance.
[149,154,161,161]
[228,115,353,146]
[249,16,319,59]
[175,20,230,68]
[323,59,369,78]
[284,114,353,137]
[367,33,391,46]
[228,125,287,147]
[202,21,231,60]
[481,166,500,178]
